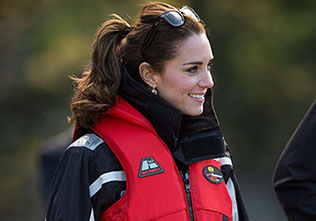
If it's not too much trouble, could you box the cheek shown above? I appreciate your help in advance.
[175,78,198,93]
[163,79,193,97]
[158,71,198,97]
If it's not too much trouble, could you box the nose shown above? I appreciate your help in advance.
[199,71,214,89]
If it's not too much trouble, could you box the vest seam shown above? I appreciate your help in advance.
[148,208,189,221]
[193,207,232,219]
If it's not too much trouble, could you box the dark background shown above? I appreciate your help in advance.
[0,0,315,220]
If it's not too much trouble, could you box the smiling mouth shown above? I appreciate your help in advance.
[188,93,205,99]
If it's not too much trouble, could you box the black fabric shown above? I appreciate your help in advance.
[39,128,73,205]
[174,129,225,165]
[273,99,316,221]
[46,145,92,221]
[119,66,224,163]
[179,89,219,137]
[119,66,182,151]
[46,131,126,221]
[231,170,249,221]
[224,144,249,221]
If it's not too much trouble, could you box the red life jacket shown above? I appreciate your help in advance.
[92,97,232,221]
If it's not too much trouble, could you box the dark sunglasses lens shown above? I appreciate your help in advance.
[164,11,184,27]
[180,7,200,22]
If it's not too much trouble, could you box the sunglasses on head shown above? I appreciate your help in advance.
[140,6,201,62]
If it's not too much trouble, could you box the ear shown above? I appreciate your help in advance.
[139,62,160,88]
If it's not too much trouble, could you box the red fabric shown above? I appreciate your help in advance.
[190,160,232,220]
[92,97,232,221]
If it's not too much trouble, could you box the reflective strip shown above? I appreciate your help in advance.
[89,171,126,197]
[226,178,239,221]
[219,156,233,167]
[68,134,104,151]
[89,208,95,221]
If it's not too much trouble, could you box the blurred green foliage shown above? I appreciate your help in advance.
[194,1,315,217]
[193,0,315,170]
[0,0,315,220]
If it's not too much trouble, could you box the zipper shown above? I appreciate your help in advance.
[154,135,194,220]
[180,168,195,221]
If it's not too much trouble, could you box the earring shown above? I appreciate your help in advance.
[151,86,158,95]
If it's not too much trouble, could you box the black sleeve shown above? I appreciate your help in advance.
[273,100,316,221]
[46,134,126,221]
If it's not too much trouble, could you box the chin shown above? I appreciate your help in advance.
[185,108,204,116]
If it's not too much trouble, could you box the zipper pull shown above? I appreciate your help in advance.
[185,171,189,180]
[184,171,190,192]
[185,182,191,193]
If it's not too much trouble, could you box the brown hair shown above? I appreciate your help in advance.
[69,2,206,128]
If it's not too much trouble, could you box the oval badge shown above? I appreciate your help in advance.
[203,165,224,184]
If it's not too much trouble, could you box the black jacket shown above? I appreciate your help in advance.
[46,67,249,221]
[273,100,316,221]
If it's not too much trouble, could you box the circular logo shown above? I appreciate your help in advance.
[208,166,214,172]
[203,165,224,184]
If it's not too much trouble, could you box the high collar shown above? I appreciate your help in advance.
[119,66,182,151]
[119,66,225,164]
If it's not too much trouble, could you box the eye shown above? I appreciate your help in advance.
[207,62,214,71]
[186,66,198,73]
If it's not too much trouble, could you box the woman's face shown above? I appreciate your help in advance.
[156,33,214,116]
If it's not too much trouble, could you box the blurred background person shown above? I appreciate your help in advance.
[38,128,73,205]
[273,99,316,221]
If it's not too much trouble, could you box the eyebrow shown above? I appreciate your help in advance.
[182,58,214,66]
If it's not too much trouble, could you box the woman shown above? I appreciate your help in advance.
[46,2,248,221]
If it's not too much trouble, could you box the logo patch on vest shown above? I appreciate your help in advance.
[139,157,164,178]
[203,165,223,184]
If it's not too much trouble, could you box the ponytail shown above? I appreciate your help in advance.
[69,15,130,128]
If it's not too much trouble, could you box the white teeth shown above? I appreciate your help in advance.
[189,94,204,99]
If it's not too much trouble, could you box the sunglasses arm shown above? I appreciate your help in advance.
[140,18,162,62]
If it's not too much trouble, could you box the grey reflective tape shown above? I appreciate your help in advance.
[89,171,126,197]
[68,134,104,151]
[219,156,233,167]
[226,178,239,221]
[89,208,95,221]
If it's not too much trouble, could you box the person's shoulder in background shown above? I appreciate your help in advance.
[273,100,316,221]
[39,127,73,204]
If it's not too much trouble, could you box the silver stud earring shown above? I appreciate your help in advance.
[151,86,158,95]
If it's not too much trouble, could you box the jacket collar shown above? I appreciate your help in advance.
[119,66,225,164]
[119,67,182,151]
